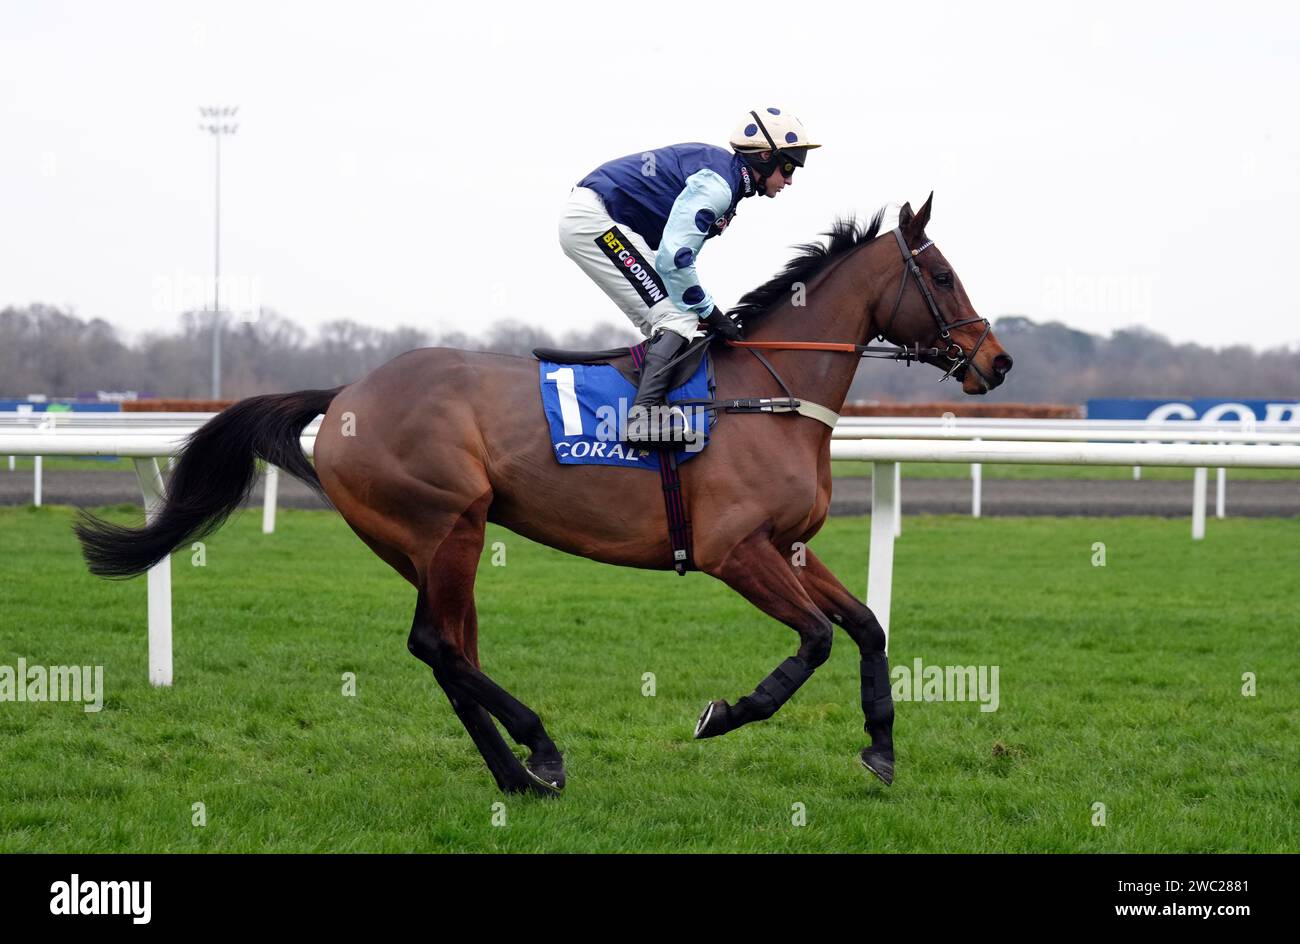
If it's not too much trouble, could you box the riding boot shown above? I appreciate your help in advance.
[625,330,689,447]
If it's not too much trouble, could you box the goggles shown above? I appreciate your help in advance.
[777,146,810,177]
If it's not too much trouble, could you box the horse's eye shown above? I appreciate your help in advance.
[934,272,953,287]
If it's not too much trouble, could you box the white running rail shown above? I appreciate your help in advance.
[3,412,1298,680]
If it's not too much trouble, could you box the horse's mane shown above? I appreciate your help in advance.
[731,207,888,323]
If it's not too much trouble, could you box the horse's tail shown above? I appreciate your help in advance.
[75,387,342,579]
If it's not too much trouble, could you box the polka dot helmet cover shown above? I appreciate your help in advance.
[728,107,822,163]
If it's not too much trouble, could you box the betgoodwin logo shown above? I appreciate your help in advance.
[0,658,104,712]
[740,164,754,196]
[596,227,668,306]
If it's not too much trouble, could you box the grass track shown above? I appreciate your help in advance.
[1,504,1297,852]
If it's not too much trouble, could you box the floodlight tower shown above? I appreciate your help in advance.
[198,106,239,399]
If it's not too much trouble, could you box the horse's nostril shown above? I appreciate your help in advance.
[993,354,1013,376]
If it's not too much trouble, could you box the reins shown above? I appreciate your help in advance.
[641,225,994,433]
[727,338,946,365]
[724,226,994,380]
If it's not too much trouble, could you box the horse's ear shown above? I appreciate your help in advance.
[898,202,914,230]
[915,191,934,232]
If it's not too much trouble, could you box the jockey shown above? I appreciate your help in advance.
[559,108,820,444]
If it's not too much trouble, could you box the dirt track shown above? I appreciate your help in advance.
[4,468,1299,517]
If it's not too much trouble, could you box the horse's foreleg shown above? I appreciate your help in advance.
[797,549,894,785]
[694,530,833,739]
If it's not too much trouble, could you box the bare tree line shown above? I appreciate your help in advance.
[2,303,1296,404]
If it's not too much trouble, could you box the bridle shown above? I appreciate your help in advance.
[876,228,992,383]
[723,226,995,386]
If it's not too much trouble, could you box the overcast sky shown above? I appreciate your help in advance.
[2,0,1298,350]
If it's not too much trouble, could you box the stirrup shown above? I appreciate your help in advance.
[626,402,692,446]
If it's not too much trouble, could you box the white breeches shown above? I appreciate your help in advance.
[558,186,700,341]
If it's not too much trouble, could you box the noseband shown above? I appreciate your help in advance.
[878,228,992,383]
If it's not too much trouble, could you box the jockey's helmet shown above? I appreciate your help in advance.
[729,108,821,178]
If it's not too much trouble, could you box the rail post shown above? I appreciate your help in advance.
[1192,467,1207,540]
[869,461,898,646]
[893,462,902,537]
[133,457,173,687]
[262,464,279,534]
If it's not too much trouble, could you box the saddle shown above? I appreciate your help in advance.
[532,336,711,391]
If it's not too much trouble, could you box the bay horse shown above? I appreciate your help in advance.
[76,194,1012,796]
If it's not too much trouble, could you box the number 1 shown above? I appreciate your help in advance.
[545,367,583,436]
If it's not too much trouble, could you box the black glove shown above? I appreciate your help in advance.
[701,305,744,341]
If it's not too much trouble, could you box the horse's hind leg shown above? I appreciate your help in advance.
[694,529,833,739]
[409,586,537,795]
[453,659,566,791]
[797,548,894,786]
[407,495,564,795]
[454,583,565,790]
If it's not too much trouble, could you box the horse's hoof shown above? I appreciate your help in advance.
[694,699,732,739]
[525,754,566,792]
[520,768,563,798]
[859,747,894,786]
